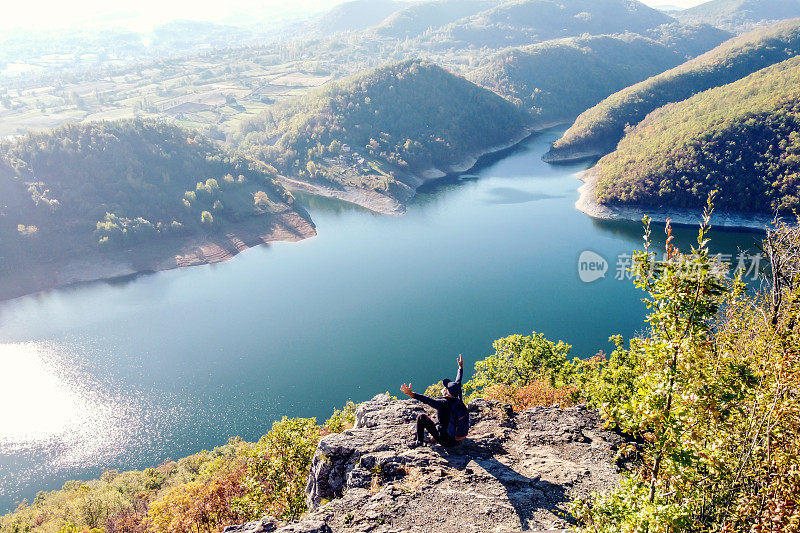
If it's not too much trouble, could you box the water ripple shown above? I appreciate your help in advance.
[0,341,184,508]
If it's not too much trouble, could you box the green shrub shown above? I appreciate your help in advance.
[463,331,571,400]
[424,381,444,399]
[234,417,320,521]
[324,401,358,433]
[463,197,800,531]
[572,205,800,531]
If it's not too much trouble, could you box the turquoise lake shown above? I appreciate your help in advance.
[0,128,764,512]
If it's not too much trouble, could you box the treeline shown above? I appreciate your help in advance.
[550,19,800,160]
[413,0,673,50]
[310,0,715,54]
[0,120,297,248]
[238,59,530,189]
[468,33,687,125]
[591,55,800,214]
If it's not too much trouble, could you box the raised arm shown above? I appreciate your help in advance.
[412,392,443,409]
[401,382,445,409]
[455,354,463,385]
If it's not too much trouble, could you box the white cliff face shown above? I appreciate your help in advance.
[227,394,626,533]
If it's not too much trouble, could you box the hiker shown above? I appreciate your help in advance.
[400,354,470,448]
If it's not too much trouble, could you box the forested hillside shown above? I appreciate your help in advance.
[643,21,733,59]
[308,0,406,35]
[590,55,800,214]
[372,0,727,58]
[675,0,800,31]
[418,0,673,49]
[549,19,800,160]
[372,0,495,39]
[0,120,299,250]
[468,34,686,124]
[238,59,530,194]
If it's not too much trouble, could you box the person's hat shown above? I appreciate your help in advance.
[442,379,461,398]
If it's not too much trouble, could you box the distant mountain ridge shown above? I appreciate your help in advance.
[372,0,497,39]
[675,0,800,31]
[644,21,733,58]
[415,0,675,49]
[310,0,682,48]
[308,0,408,35]
[468,33,689,124]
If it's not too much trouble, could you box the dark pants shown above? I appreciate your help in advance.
[416,414,458,447]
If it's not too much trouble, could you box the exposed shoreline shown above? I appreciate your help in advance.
[542,141,605,163]
[281,123,553,215]
[280,176,409,216]
[0,126,545,302]
[0,210,317,303]
[575,167,773,231]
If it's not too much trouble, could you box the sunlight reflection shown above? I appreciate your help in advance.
[0,342,140,468]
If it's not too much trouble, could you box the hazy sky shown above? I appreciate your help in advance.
[0,0,336,31]
[1,0,712,32]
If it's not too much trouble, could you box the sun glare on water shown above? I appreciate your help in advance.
[0,342,142,479]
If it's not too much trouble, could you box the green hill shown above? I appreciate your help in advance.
[468,33,688,125]
[238,59,530,196]
[549,19,800,161]
[590,55,800,214]
[644,21,733,58]
[418,0,673,49]
[675,0,800,32]
[372,0,496,39]
[0,120,300,251]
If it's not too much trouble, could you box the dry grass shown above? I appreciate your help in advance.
[370,467,383,495]
[483,381,578,412]
[396,466,424,494]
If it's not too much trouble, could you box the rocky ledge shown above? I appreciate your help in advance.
[225,394,626,533]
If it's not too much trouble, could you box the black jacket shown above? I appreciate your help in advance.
[411,365,462,429]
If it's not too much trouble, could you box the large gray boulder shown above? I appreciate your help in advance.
[301,394,624,532]
[222,516,283,533]
[222,516,331,533]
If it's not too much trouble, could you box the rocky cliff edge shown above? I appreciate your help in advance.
[224,394,625,533]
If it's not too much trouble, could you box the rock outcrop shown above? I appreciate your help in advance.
[222,517,330,533]
[227,394,626,533]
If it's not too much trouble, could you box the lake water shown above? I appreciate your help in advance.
[0,128,764,512]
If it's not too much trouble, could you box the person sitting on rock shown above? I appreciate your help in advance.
[400,354,470,448]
